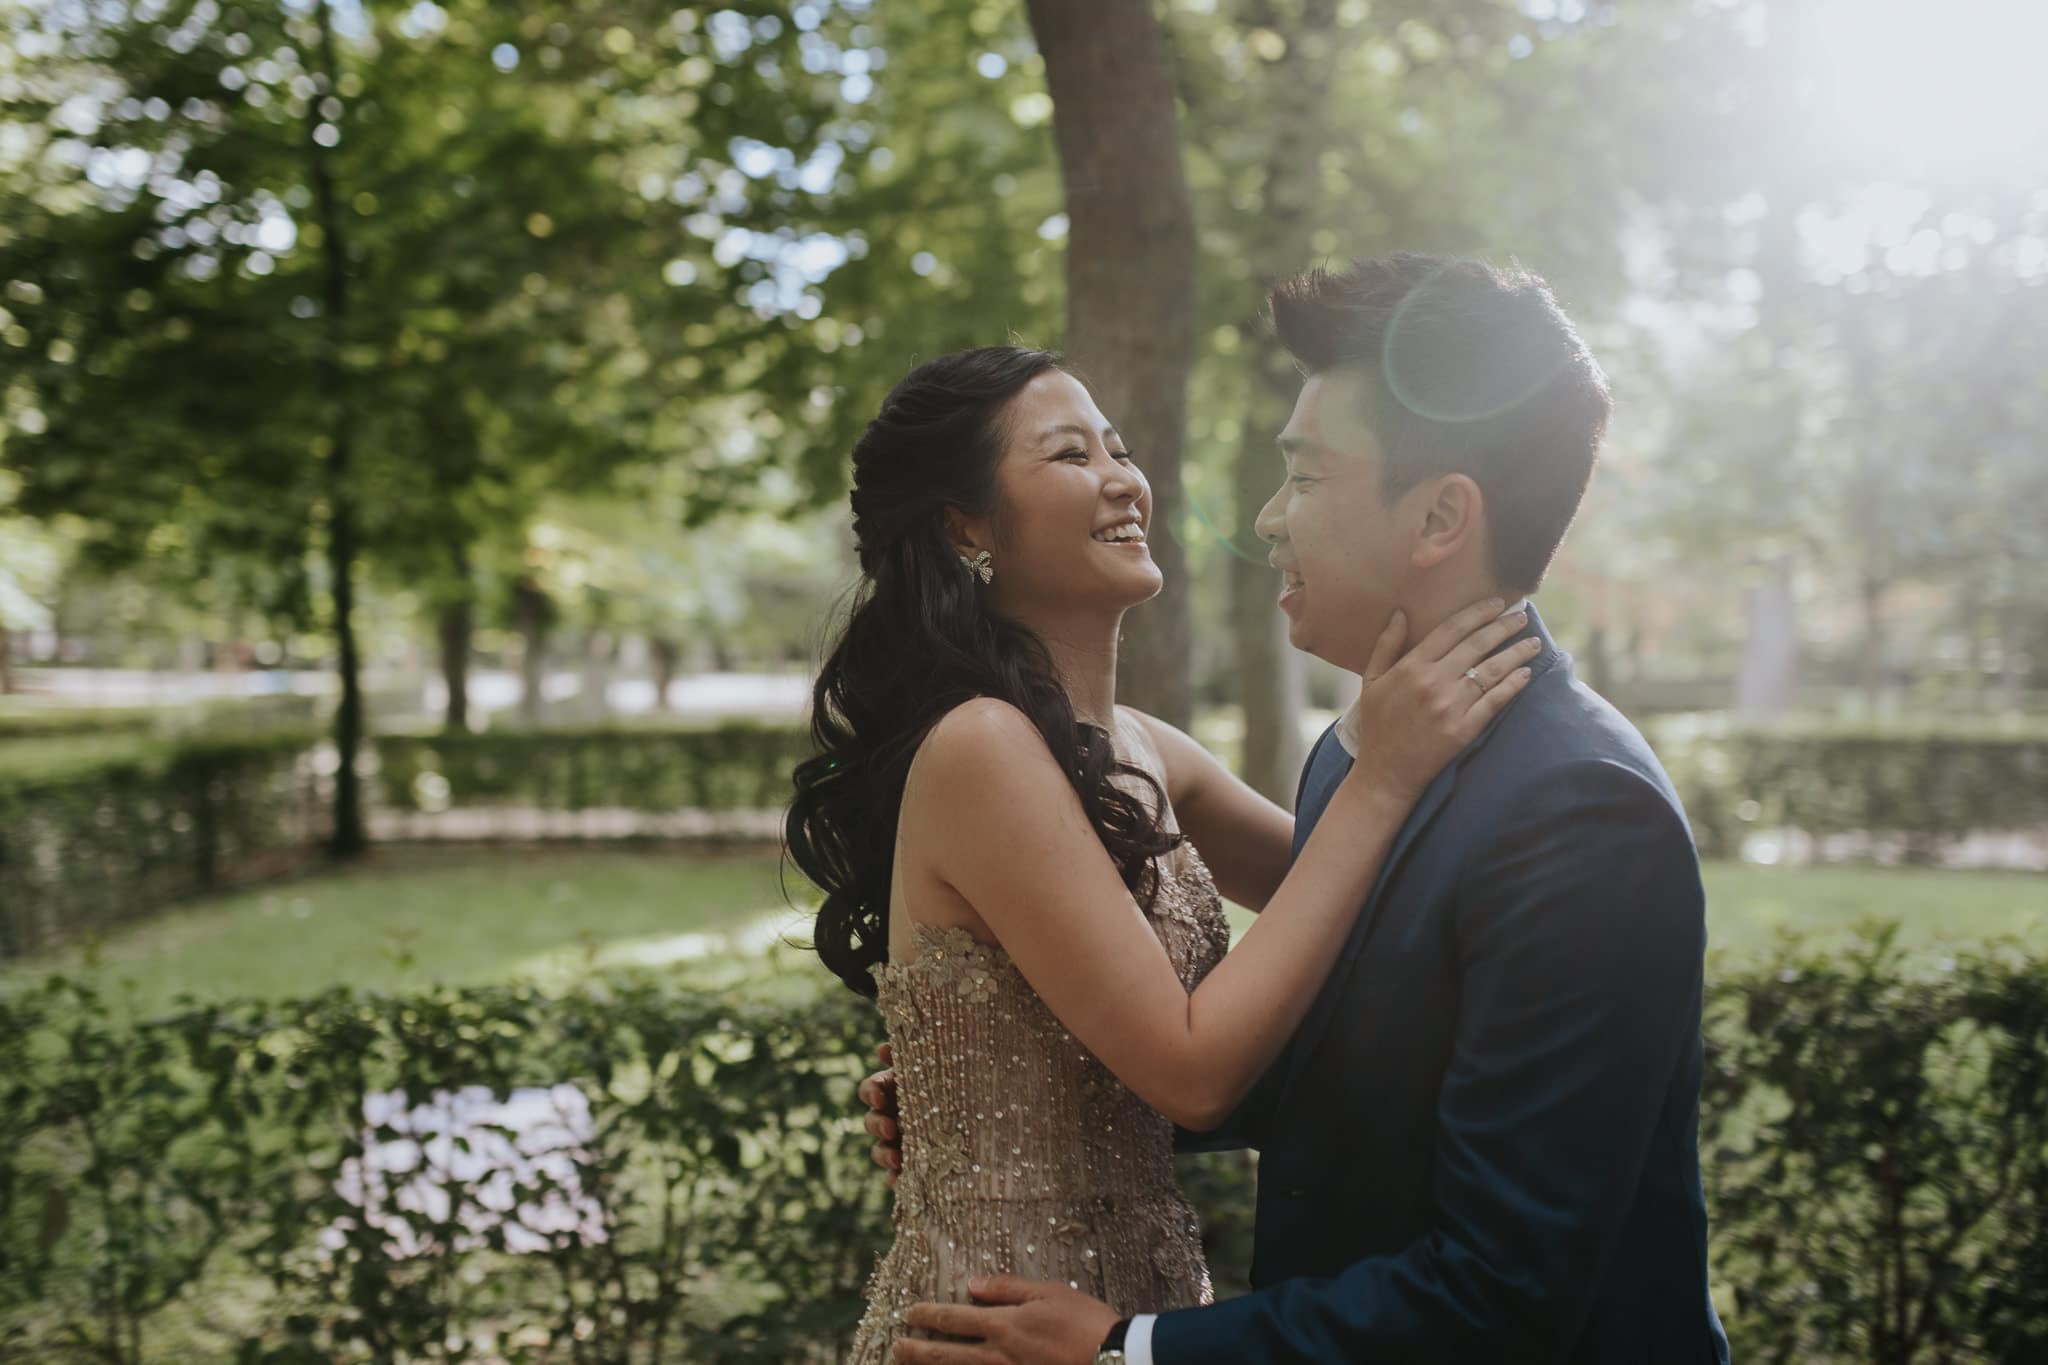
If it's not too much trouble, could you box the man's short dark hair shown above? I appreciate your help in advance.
[1267,252,1612,593]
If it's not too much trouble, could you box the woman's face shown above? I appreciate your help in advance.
[961,369,1161,617]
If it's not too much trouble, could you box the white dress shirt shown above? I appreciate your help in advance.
[1121,1312,1157,1364]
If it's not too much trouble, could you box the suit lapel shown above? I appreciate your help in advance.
[1272,603,1567,1105]
[1277,758,1460,1098]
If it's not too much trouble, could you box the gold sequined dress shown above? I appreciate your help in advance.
[846,846,1230,1361]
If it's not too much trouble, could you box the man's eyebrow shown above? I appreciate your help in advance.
[1276,434,1321,459]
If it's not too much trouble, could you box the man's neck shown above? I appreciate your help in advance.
[1397,578,1524,650]
[1336,588,1532,757]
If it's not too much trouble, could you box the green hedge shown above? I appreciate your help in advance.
[6,716,2039,960]
[0,706,160,741]
[3,939,2043,1363]
[1699,933,2048,1364]
[0,695,321,742]
[0,975,893,1364]
[374,718,2048,860]
[1651,719,2048,858]
[373,722,813,815]
[0,731,324,958]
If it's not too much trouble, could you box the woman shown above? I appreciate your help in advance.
[784,347,1534,1360]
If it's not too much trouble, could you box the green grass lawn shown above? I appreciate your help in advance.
[5,849,2039,1015]
[1699,861,2045,960]
[1214,861,2043,960]
[1,845,819,1017]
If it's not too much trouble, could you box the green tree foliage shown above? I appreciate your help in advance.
[0,0,859,827]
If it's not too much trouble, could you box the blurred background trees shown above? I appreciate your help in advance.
[3,0,2045,816]
[4,5,2046,1358]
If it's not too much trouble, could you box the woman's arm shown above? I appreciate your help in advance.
[1123,709,1294,912]
[908,601,1536,1132]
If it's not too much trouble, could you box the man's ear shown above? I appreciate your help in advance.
[1409,474,1483,571]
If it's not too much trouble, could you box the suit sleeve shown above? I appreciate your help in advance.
[1150,759,1707,1362]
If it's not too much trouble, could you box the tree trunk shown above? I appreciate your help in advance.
[437,540,475,733]
[1026,0,1199,728]
[578,628,615,720]
[438,597,473,733]
[1584,626,1614,699]
[1230,398,1306,802]
[1858,571,1887,709]
[514,577,551,723]
[1735,557,1799,717]
[0,621,12,695]
[1218,0,1333,793]
[310,0,365,858]
[650,636,678,712]
[1996,565,2026,713]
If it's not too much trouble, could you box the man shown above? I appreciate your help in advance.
[865,254,1730,1364]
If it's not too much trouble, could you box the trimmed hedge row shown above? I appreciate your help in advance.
[7,717,2041,958]
[374,718,2048,858]
[0,707,159,741]
[2,938,2043,1363]
[373,723,814,816]
[0,731,325,958]
[0,722,807,958]
[1650,719,2048,859]
[0,694,321,742]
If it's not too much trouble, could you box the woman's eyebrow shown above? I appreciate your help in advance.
[1039,422,1121,446]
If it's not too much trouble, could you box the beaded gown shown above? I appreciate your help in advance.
[845,845,1231,1361]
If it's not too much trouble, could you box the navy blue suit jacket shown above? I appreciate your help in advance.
[1157,607,1729,1363]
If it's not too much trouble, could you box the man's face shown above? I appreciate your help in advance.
[1254,369,1417,674]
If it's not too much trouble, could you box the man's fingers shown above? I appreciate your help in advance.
[864,1110,900,1142]
[966,1274,1048,1306]
[879,1041,893,1064]
[1414,595,1510,662]
[903,1302,1004,1341]
[891,1340,1006,1364]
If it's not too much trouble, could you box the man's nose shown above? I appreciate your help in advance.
[1253,485,1287,544]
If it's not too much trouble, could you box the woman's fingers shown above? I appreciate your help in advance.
[1461,662,1536,735]
[1411,596,1511,663]
[1442,607,1532,674]
[1458,635,1543,698]
[1361,610,1407,683]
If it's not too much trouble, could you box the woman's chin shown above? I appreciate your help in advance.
[1120,561,1166,604]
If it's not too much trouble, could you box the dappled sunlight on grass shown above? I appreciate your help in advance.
[8,851,2036,1020]
[0,848,814,1016]
[1702,862,2046,962]
[501,905,809,991]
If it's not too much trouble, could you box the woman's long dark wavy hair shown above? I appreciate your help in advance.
[785,346,1181,997]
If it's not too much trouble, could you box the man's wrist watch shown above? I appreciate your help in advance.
[1094,1317,1132,1364]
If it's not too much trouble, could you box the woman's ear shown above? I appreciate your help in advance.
[1409,474,1483,571]
[943,507,990,559]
